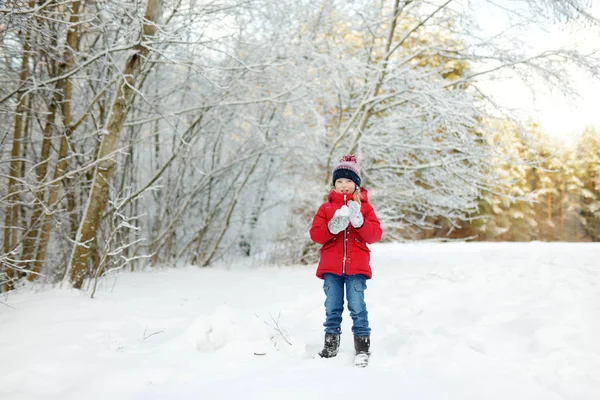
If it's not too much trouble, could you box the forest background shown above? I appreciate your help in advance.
[1,0,599,292]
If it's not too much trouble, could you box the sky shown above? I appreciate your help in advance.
[472,1,600,143]
[1,242,599,399]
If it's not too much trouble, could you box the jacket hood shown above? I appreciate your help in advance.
[327,187,370,204]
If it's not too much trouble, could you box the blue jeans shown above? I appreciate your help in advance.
[322,273,371,336]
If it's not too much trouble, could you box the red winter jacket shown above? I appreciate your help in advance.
[309,188,382,279]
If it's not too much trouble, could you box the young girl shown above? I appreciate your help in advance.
[309,154,382,366]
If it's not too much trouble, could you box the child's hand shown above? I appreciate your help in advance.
[328,207,350,234]
[347,201,364,228]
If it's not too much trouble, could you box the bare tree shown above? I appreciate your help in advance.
[66,0,164,288]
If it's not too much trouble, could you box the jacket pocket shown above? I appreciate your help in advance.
[353,237,370,252]
[321,237,337,251]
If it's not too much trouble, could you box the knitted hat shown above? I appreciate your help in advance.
[332,154,361,187]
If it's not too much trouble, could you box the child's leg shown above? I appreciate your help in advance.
[345,274,371,337]
[322,273,345,334]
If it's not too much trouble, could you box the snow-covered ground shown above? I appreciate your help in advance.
[1,242,600,400]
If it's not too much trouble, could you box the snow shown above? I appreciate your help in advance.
[1,242,600,400]
[338,205,349,216]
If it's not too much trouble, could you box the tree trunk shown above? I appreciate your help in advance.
[560,181,565,239]
[2,4,33,291]
[21,95,58,277]
[32,1,81,282]
[547,192,552,229]
[67,0,163,289]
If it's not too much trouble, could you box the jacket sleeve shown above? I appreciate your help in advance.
[309,203,335,244]
[355,203,382,244]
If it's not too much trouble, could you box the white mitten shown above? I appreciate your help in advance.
[328,205,350,234]
[348,201,364,228]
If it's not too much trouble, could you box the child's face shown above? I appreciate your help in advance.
[334,178,356,195]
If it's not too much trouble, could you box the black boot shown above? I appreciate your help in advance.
[353,336,370,367]
[318,333,340,358]
[354,335,370,355]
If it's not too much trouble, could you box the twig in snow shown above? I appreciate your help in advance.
[255,311,292,346]
[143,327,165,340]
[0,298,15,309]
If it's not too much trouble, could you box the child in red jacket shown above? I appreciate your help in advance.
[309,155,382,365]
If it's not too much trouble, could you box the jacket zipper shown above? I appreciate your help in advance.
[343,194,347,275]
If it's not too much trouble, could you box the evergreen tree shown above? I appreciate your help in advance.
[571,127,600,241]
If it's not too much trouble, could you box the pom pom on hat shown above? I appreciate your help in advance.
[332,154,361,187]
